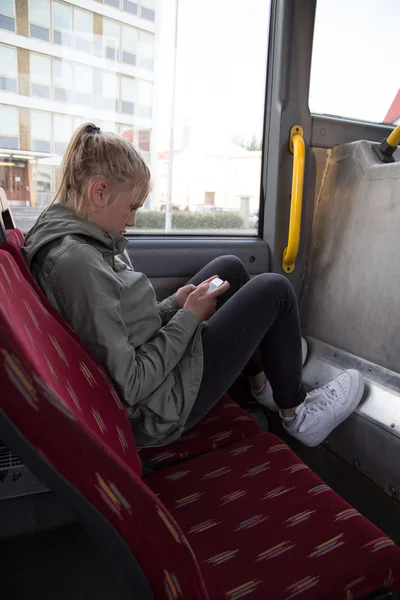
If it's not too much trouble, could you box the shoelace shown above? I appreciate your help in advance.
[304,385,338,413]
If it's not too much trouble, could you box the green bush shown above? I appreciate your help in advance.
[135,211,245,230]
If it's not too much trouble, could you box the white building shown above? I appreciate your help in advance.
[0,0,156,206]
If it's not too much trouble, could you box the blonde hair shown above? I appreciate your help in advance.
[49,123,151,216]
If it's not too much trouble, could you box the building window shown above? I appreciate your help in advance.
[53,59,73,102]
[121,25,137,66]
[0,45,17,93]
[120,76,136,114]
[103,72,118,112]
[74,64,93,105]
[74,8,93,54]
[0,106,19,149]
[140,0,155,22]
[103,19,120,61]
[31,111,51,153]
[124,0,138,16]
[0,0,15,31]
[138,31,154,70]
[104,0,120,8]
[29,0,50,41]
[138,129,151,152]
[137,80,152,118]
[54,114,73,154]
[34,165,53,206]
[30,54,51,99]
[53,1,72,47]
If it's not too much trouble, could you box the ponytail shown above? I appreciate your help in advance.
[46,122,150,217]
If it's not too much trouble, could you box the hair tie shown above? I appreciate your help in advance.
[87,125,101,135]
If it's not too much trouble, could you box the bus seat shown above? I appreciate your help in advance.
[148,432,400,600]
[0,234,261,467]
[1,249,399,600]
[139,396,260,468]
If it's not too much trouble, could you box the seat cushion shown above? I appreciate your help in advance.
[140,395,261,467]
[147,433,400,600]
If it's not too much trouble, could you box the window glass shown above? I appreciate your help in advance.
[31,111,52,153]
[103,71,118,111]
[75,64,93,104]
[124,1,138,16]
[30,0,49,25]
[54,114,73,154]
[141,0,155,21]
[74,8,93,53]
[1,0,270,235]
[137,80,152,118]
[53,1,72,46]
[103,19,120,61]
[30,54,51,98]
[120,76,136,114]
[121,26,137,65]
[1,0,15,17]
[310,0,400,124]
[29,0,50,40]
[53,59,73,101]
[0,105,19,149]
[0,0,15,31]
[138,31,154,70]
[0,45,18,92]
[34,165,53,206]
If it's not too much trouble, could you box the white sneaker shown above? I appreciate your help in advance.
[282,370,364,447]
[252,337,308,412]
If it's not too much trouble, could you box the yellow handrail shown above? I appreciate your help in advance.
[282,125,305,274]
[387,124,400,148]
[374,124,400,163]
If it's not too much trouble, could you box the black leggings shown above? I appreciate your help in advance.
[184,256,306,430]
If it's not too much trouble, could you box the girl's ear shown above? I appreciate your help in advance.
[91,180,108,208]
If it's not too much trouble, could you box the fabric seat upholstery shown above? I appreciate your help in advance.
[148,432,400,600]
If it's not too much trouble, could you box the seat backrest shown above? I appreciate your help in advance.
[0,249,209,599]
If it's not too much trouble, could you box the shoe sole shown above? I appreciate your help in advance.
[299,370,365,448]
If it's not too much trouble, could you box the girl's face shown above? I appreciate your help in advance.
[89,180,146,235]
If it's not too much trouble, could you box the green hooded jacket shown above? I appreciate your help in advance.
[23,204,203,447]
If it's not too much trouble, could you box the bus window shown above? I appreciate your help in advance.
[0,0,271,235]
[310,0,399,126]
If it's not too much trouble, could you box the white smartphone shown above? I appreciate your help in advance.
[207,277,224,293]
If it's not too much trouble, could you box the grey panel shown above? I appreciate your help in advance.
[312,115,393,149]
[301,140,400,373]
[126,237,269,278]
[303,337,400,500]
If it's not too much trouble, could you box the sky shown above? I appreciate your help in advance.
[154,0,399,152]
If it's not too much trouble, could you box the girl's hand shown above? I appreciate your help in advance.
[176,284,196,308]
[184,280,230,322]
[176,275,220,308]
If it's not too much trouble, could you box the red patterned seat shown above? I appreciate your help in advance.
[1,249,400,599]
[140,395,260,467]
[2,228,261,465]
[148,433,400,600]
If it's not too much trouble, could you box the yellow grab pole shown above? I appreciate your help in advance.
[282,125,305,274]
[386,124,400,148]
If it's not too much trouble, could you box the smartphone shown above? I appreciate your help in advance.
[207,277,224,293]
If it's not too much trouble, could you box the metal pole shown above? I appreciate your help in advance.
[165,0,179,232]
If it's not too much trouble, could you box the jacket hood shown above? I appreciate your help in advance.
[23,203,127,268]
